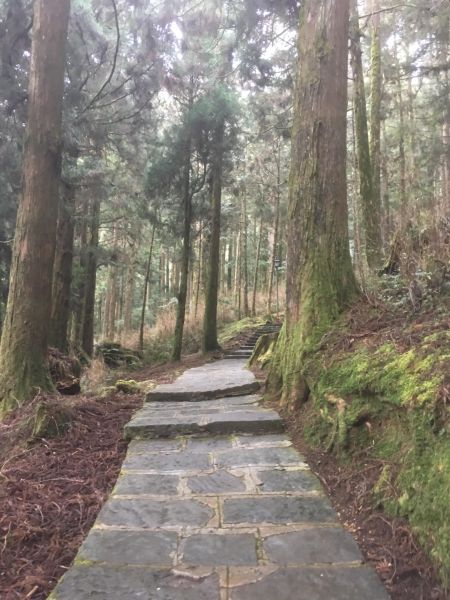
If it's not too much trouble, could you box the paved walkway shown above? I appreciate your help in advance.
[50,359,390,599]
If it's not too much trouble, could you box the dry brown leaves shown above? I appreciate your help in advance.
[0,393,141,600]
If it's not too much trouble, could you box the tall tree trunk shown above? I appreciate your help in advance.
[0,0,71,415]
[194,222,203,319]
[369,0,382,232]
[227,238,233,292]
[439,14,450,211]
[381,120,391,244]
[351,102,368,285]
[251,216,264,316]
[241,193,250,317]
[81,197,100,357]
[203,118,224,351]
[233,231,239,303]
[103,227,119,341]
[350,0,382,269]
[173,83,194,361]
[50,182,75,351]
[139,222,156,354]
[394,38,408,218]
[268,146,281,313]
[268,0,358,409]
[73,198,88,348]
[123,231,139,335]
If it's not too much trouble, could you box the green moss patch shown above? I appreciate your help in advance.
[292,307,450,587]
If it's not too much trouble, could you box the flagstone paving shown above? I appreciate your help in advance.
[50,358,390,599]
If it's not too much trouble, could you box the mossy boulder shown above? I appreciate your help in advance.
[31,399,74,440]
[95,342,141,368]
[98,386,117,398]
[249,332,279,369]
[115,379,140,394]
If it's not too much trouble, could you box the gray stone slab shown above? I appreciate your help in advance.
[122,452,211,472]
[79,530,178,565]
[113,473,180,496]
[255,469,320,493]
[186,437,233,452]
[263,528,363,564]
[128,439,184,454]
[229,566,390,600]
[234,434,291,447]
[97,498,214,528]
[125,409,283,440]
[180,533,257,566]
[215,447,302,468]
[50,565,220,600]
[187,470,247,494]
[223,497,337,525]
[146,361,259,402]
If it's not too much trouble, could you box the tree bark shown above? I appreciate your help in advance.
[268,0,358,409]
[369,0,382,232]
[139,222,156,354]
[103,227,119,341]
[350,0,382,269]
[0,0,71,416]
[203,118,224,351]
[226,238,233,292]
[194,222,203,319]
[241,193,250,317]
[123,230,139,335]
[81,197,100,357]
[251,215,264,316]
[49,182,75,352]
[173,82,194,361]
[267,147,281,313]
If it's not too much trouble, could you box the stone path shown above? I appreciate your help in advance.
[50,359,390,599]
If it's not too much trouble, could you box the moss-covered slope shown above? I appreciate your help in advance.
[290,301,450,587]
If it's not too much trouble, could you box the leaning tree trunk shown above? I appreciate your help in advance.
[350,0,382,270]
[0,0,71,416]
[49,182,75,352]
[268,0,358,410]
[203,118,224,352]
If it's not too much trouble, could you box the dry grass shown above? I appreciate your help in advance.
[81,357,109,394]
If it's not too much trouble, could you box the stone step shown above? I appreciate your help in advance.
[125,396,284,439]
[51,355,390,600]
[146,360,259,402]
